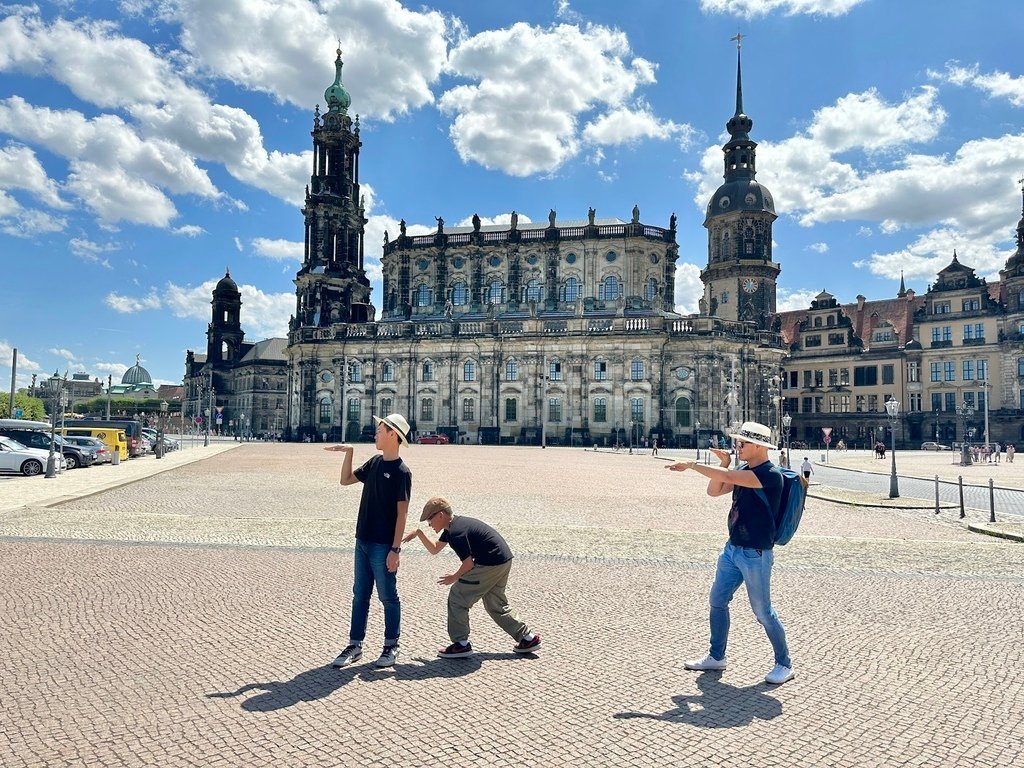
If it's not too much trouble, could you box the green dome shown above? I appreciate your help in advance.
[324,48,351,113]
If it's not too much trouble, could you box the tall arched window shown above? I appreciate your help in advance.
[506,359,518,381]
[644,278,658,302]
[319,396,332,424]
[561,276,580,302]
[525,279,541,302]
[414,284,431,307]
[421,360,434,382]
[452,282,469,306]
[599,275,621,301]
[420,398,434,422]
[382,361,395,382]
[348,361,362,383]
[464,359,476,381]
[675,398,692,427]
[488,280,504,304]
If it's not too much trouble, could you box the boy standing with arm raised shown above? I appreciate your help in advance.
[325,414,412,669]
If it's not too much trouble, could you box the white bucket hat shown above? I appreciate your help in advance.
[373,413,411,445]
[727,421,775,449]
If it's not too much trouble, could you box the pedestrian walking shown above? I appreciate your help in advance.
[665,421,795,685]
[1008,444,1015,463]
[994,442,1002,463]
[651,435,659,457]
[325,413,413,669]
[800,457,813,481]
[403,497,540,657]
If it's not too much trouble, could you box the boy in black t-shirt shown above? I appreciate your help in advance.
[403,497,540,658]
[325,413,412,669]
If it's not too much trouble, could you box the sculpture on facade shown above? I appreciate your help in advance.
[399,218,407,238]
[510,210,518,230]
[383,230,389,245]
[669,212,677,232]
[472,213,481,232]
[548,209,556,227]
[435,216,444,233]
[588,207,596,226]
[632,204,640,224]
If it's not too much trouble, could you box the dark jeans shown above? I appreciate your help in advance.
[349,539,400,645]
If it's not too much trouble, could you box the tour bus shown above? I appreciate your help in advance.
[64,418,144,458]
[60,426,129,461]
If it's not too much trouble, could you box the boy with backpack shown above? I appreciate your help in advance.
[666,421,800,685]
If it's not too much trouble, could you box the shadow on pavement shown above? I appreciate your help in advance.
[207,652,536,712]
[614,671,783,728]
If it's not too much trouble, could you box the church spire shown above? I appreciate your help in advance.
[898,270,907,298]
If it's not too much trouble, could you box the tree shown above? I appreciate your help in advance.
[0,392,47,421]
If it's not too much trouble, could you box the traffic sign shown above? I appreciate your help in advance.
[822,427,833,437]
[194,416,202,425]
[824,436,831,445]
[13,408,23,418]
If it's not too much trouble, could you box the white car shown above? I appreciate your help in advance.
[0,435,66,476]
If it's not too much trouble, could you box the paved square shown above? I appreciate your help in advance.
[1,444,1022,767]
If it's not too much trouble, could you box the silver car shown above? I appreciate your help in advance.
[62,435,112,464]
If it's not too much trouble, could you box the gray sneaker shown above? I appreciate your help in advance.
[684,654,727,671]
[375,644,400,668]
[331,644,362,668]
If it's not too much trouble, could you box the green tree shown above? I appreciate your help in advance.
[0,392,47,421]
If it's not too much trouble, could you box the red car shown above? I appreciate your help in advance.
[416,433,450,445]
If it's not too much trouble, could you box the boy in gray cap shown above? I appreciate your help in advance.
[403,497,540,657]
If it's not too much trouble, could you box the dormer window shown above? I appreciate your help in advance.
[962,298,980,311]
[934,301,951,314]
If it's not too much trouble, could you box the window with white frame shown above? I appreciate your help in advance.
[487,280,504,304]
[630,359,645,380]
[379,397,392,416]
[548,398,562,422]
[644,278,658,302]
[452,282,469,306]
[414,284,431,307]
[505,359,518,381]
[560,277,580,302]
[593,397,607,422]
[463,359,476,381]
[525,279,541,302]
[348,361,362,383]
[594,359,607,381]
[598,275,622,301]
[421,360,434,382]
[549,359,562,381]
[630,398,645,424]
[462,398,475,421]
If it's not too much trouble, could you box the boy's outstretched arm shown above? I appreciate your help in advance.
[402,528,448,555]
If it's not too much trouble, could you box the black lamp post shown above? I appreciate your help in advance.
[155,400,167,459]
[782,412,792,468]
[885,398,900,498]
[695,420,701,460]
[956,401,975,466]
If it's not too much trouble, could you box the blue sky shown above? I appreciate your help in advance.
[2,0,1024,389]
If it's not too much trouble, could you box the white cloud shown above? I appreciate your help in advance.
[105,290,163,313]
[173,224,205,237]
[582,104,695,148]
[233,237,243,251]
[807,242,829,253]
[777,288,820,312]
[1,340,41,372]
[0,142,68,209]
[69,237,117,268]
[94,361,129,380]
[441,22,661,176]
[454,212,533,228]
[48,348,80,363]
[933,62,1024,108]
[854,228,1009,284]
[673,262,704,315]
[698,0,868,16]
[252,237,303,262]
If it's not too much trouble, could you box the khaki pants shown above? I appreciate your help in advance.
[447,560,528,643]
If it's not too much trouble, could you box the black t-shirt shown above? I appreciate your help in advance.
[439,516,513,566]
[353,455,412,545]
[727,461,783,550]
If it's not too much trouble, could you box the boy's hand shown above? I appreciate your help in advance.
[401,530,418,544]
[323,444,354,453]
[437,573,458,586]
[666,461,694,472]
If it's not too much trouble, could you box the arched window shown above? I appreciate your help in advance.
[630,358,645,380]
[348,361,362,383]
[452,282,469,306]
[421,360,434,382]
[525,279,541,302]
[561,276,580,302]
[814,317,822,327]
[599,276,622,301]
[1018,357,1024,377]
[675,398,692,427]
[488,280,504,304]
[644,278,658,302]
[504,398,518,422]
[593,397,607,422]
[462,398,475,421]
[506,359,518,381]
[414,284,431,307]
[379,397,392,416]
[420,398,434,422]
[381,361,395,382]
[319,396,332,424]
[464,359,476,381]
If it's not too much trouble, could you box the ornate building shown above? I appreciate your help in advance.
[777,189,1024,449]
[282,48,786,445]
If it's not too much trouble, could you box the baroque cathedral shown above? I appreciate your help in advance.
[186,45,1024,450]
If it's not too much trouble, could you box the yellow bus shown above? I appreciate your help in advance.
[60,426,128,461]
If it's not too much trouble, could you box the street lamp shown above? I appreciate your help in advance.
[956,401,975,466]
[629,420,635,454]
[204,407,211,447]
[695,420,701,460]
[782,412,792,468]
[155,400,168,459]
[885,398,900,498]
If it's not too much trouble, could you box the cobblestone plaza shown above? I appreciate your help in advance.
[1,444,1022,767]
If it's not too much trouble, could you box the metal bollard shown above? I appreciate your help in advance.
[958,476,965,519]
[111,449,120,466]
[934,475,939,515]
[989,479,996,523]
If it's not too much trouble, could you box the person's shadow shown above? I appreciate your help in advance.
[207,652,532,712]
[614,672,783,728]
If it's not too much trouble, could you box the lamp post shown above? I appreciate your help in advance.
[956,401,975,466]
[885,398,900,498]
[204,408,211,447]
[155,400,167,458]
[45,383,67,478]
[695,420,701,460]
[782,412,792,468]
[629,419,635,454]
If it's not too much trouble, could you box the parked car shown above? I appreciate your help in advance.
[920,441,952,451]
[62,435,112,464]
[0,435,66,475]
[61,426,128,461]
[416,433,450,445]
[0,420,95,469]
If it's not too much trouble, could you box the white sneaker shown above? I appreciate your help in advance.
[765,664,795,685]
[684,654,727,671]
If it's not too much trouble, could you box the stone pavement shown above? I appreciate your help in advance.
[1,444,1022,767]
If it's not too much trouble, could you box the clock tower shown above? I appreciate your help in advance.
[700,40,779,329]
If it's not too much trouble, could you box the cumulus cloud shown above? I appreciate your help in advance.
[173,224,205,237]
[441,22,671,176]
[807,242,829,253]
[932,61,1024,107]
[0,340,42,389]
[777,288,820,312]
[69,237,118,268]
[698,0,868,16]
[673,262,704,315]
[252,237,304,262]
[0,143,68,209]
[94,361,129,380]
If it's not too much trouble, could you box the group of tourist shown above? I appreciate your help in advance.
[324,413,795,686]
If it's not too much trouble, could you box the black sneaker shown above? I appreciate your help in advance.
[513,633,541,653]
[375,644,400,668]
[437,641,474,658]
[331,644,362,667]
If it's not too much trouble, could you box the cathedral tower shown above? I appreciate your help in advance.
[701,39,780,329]
[293,48,373,329]
[207,269,244,367]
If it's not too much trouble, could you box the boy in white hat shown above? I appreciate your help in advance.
[666,420,794,685]
[325,413,412,669]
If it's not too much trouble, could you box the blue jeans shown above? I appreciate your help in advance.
[708,541,791,668]
[349,539,400,645]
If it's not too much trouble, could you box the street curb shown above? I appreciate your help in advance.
[808,489,957,510]
[967,523,1024,542]
[814,461,1022,492]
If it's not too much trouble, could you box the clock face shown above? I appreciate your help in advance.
[742,278,759,294]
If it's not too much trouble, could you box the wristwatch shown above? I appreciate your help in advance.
[390,546,401,554]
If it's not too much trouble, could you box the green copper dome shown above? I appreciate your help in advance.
[324,48,351,113]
